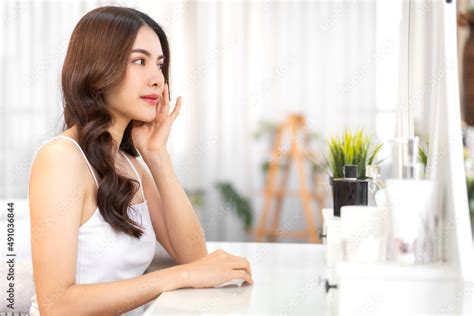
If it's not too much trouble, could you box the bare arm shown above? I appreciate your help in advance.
[141,149,208,264]
[57,266,186,315]
[29,140,187,315]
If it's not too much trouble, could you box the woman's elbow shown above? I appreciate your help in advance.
[37,289,76,316]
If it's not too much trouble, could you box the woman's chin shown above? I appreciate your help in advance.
[137,110,157,123]
[140,116,155,123]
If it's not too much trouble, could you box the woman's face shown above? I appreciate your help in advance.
[104,26,165,124]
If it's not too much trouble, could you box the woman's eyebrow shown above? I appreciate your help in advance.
[130,48,165,60]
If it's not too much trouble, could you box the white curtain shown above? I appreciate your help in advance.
[1,0,402,241]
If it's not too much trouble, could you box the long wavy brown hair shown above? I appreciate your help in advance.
[61,6,170,238]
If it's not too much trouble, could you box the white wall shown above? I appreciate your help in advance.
[0,0,402,241]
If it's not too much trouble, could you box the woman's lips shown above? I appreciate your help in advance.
[140,96,159,105]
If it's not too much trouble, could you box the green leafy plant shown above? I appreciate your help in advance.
[467,177,474,218]
[261,160,271,174]
[418,147,428,168]
[254,119,323,177]
[326,129,383,179]
[252,120,278,140]
[215,182,253,230]
[418,144,428,177]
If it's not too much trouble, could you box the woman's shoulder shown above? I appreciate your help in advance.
[33,134,81,162]
[33,125,83,158]
[30,134,90,186]
[28,134,90,227]
[32,126,78,157]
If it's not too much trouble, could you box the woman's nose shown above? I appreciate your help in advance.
[149,68,165,88]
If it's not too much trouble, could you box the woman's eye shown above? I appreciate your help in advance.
[157,63,164,70]
[132,59,145,65]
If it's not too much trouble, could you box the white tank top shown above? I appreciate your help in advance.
[29,136,157,316]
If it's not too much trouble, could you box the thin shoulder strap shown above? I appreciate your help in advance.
[49,136,100,188]
[120,152,146,201]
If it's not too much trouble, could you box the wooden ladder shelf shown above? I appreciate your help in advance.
[254,114,320,243]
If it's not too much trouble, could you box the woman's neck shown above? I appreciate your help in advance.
[65,118,130,157]
[107,116,130,156]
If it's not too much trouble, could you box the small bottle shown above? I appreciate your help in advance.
[366,165,384,206]
[403,137,422,180]
[332,165,369,217]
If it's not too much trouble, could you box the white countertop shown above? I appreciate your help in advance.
[144,241,328,315]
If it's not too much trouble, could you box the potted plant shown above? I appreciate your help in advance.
[466,175,474,238]
[252,120,278,146]
[463,141,474,237]
[418,141,429,178]
[326,129,382,179]
[325,129,383,216]
[467,178,474,215]
[215,182,253,232]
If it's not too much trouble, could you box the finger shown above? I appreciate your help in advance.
[155,97,167,123]
[157,84,167,113]
[170,96,182,120]
[233,270,254,285]
[163,83,169,100]
[162,83,170,113]
[156,100,162,114]
[158,99,166,115]
[228,258,252,276]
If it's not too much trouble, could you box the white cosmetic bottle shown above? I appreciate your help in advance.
[385,137,438,264]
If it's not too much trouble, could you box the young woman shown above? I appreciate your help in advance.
[28,6,253,315]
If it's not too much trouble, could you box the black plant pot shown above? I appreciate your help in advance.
[330,177,368,217]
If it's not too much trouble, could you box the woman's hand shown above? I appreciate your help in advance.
[178,249,254,289]
[131,83,181,157]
